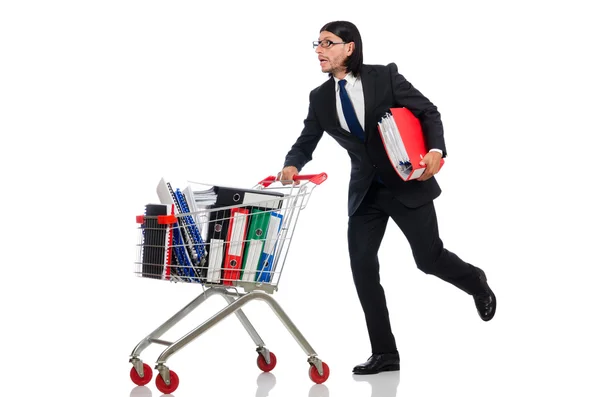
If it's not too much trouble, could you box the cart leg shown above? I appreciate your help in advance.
[155,291,320,365]
[221,293,265,345]
[235,291,326,376]
[129,288,220,362]
[215,290,272,362]
[129,288,267,363]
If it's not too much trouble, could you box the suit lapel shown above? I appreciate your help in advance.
[360,65,377,142]
[319,78,339,127]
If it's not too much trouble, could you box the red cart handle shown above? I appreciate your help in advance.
[258,172,327,188]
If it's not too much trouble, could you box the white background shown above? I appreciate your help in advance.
[1,0,599,396]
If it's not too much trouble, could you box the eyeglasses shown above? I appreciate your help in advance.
[313,40,347,49]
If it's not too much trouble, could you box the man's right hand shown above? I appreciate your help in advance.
[278,166,300,185]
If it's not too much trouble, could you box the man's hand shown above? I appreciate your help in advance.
[277,166,300,185]
[417,151,442,181]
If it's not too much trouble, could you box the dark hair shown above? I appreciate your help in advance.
[320,21,364,77]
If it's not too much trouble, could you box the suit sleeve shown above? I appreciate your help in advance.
[388,62,447,157]
[283,92,325,172]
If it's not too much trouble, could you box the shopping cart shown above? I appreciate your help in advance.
[129,173,329,394]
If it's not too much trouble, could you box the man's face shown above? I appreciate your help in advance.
[315,31,354,78]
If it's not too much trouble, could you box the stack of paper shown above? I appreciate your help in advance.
[152,178,288,287]
[193,186,218,206]
[378,112,413,176]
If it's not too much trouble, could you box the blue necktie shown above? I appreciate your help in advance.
[338,79,365,141]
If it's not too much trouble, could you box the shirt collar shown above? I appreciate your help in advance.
[334,72,358,91]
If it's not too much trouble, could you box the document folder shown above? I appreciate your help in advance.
[174,188,207,281]
[222,207,250,285]
[256,211,284,283]
[171,222,195,282]
[240,208,271,282]
[183,185,206,239]
[377,107,445,181]
[214,186,284,210]
[206,239,225,284]
[205,208,231,284]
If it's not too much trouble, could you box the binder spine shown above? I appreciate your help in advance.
[166,182,203,282]
[172,226,194,281]
[175,189,206,261]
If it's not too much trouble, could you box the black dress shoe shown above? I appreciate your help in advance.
[352,352,400,375]
[473,268,496,321]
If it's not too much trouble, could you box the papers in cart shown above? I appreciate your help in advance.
[191,185,285,210]
[377,107,445,181]
[154,177,288,287]
[192,186,218,205]
[193,183,286,284]
[156,178,207,283]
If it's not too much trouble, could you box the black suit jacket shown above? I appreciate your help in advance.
[284,63,447,216]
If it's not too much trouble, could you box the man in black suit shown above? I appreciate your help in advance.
[279,21,496,375]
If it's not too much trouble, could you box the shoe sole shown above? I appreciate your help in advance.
[353,364,400,375]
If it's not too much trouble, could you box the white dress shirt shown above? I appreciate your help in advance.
[333,73,366,132]
[333,73,443,156]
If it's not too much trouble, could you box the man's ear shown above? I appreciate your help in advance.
[346,41,355,56]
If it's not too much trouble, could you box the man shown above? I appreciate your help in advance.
[278,21,496,375]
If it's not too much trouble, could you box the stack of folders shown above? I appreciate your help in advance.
[197,185,286,286]
[240,208,284,283]
[377,107,444,181]
[151,178,287,286]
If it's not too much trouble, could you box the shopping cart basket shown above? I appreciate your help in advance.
[129,173,329,394]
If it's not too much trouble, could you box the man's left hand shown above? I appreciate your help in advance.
[417,151,443,181]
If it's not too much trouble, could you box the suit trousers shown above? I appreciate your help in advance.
[348,181,483,354]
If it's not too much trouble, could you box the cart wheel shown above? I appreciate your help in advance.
[155,370,179,394]
[309,362,330,384]
[257,352,277,372]
[129,363,152,386]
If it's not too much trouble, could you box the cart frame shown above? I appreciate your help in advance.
[128,173,330,393]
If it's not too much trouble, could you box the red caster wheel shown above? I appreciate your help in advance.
[156,370,180,394]
[130,363,152,386]
[309,362,330,384]
[257,352,277,372]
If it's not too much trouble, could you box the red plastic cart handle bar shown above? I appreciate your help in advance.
[258,172,328,188]
[135,214,177,225]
